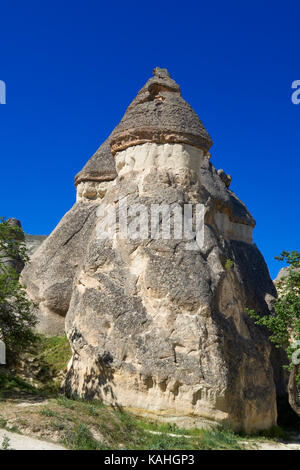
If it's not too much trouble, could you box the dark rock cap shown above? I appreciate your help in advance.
[110,67,213,156]
[75,68,212,186]
[75,136,117,186]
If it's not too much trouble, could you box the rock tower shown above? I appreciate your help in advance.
[22,68,282,431]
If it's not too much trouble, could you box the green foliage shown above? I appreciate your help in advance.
[247,251,300,368]
[224,258,234,270]
[0,218,37,362]
[61,423,110,450]
[0,435,11,450]
[0,268,37,362]
[0,334,245,450]
[32,335,71,391]
[254,425,289,440]
[196,429,242,450]
[35,335,71,375]
[56,396,75,409]
[0,418,7,428]
[39,407,59,418]
[88,404,98,416]
[0,372,38,397]
[0,217,28,266]
[0,335,72,398]
[112,409,242,449]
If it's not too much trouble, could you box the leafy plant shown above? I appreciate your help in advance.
[248,251,300,418]
[0,435,11,450]
[0,218,37,363]
[39,407,58,418]
[224,258,234,271]
[0,217,28,267]
[61,423,109,450]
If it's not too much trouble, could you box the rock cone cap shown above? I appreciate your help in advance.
[75,136,117,186]
[110,67,213,156]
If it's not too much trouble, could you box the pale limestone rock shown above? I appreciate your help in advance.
[64,140,279,432]
[214,212,253,244]
[21,202,100,335]
[115,142,204,178]
[22,68,284,432]
[76,181,111,202]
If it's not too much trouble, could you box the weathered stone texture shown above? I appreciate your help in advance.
[64,149,278,432]
[110,68,213,155]
[22,68,284,431]
[21,202,99,335]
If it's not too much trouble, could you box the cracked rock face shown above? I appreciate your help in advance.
[64,140,278,432]
[22,68,282,431]
[20,203,101,335]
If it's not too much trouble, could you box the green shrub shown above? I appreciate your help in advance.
[0,218,37,363]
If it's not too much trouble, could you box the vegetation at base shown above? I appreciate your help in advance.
[247,250,300,418]
[0,372,39,398]
[0,334,71,397]
[36,335,72,374]
[248,251,300,368]
[0,266,297,450]
[0,345,292,453]
[0,329,296,450]
[0,391,245,450]
[0,217,37,363]
[1,388,296,450]
[254,426,289,440]
[0,435,11,450]
[237,424,289,441]
[61,423,111,450]
[0,337,245,451]
[30,334,72,392]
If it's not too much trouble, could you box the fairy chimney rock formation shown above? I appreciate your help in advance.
[22,68,281,431]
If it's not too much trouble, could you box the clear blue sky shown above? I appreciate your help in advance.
[0,0,299,279]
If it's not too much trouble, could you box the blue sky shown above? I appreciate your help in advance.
[0,0,299,278]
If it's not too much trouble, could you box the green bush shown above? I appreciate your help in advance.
[248,251,300,419]
[0,218,37,363]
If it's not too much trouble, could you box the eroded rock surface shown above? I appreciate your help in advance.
[21,203,100,335]
[22,68,283,431]
[64,157,278,432]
